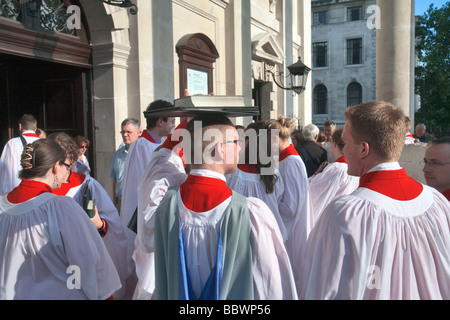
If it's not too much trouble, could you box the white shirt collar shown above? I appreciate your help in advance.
[367,162,402,173]
[189,169,226,182]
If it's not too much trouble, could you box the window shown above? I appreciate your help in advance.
[347,82,363,107]
[313,42,328,68]
[313,11,328,26]
[314,85,328,114]
[347,38,362,65]
[347,6,363,22]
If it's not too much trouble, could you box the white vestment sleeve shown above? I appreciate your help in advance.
[247,197,298,300]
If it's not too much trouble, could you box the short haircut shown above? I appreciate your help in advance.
[184,114,235,164]
[344,101,405,160]
[121,118,140,130]
[19,114,37,131]
[145,100,174,129]
[324,120,336,127]
[303,124,320,141]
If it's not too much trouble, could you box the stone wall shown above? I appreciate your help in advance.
[399,143,429,184]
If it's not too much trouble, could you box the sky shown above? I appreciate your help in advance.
[415,0,448,15]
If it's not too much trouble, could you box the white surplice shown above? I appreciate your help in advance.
[0,131,39,194]
[308,158,359,225]
[277,146,314,296]
[136,147,298,300]
[119,133,163,300]
[301,163,450,300]
[226,168,287,240]
[0,193,121,300]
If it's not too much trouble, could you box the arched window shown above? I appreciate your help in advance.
[347,82,362,107]
[314,84,328,114]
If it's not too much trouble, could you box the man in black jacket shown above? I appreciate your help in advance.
[298,123,328,177]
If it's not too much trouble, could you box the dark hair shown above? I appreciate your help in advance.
[19,139,66,180]
[245,121,278,194]
[145,100,174,129]
[18,114,37,131]
[74,135,90,148]
[324,120,336,127]
[331,128,345,150]
[47,132,80,166]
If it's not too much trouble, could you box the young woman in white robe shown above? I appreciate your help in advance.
[0,139,121,300]
[266,117,314,296]
[308,128,359,225]
[226,121,287,240]
[49,132,133,300]
[136,117,298,300]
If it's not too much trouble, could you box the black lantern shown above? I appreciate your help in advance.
[103,0,138,15]
[267,57,311,95]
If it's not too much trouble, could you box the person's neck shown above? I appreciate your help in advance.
[279,139,290,152]
[147,128,162,141]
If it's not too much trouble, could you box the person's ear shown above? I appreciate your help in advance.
[360,141,370,158]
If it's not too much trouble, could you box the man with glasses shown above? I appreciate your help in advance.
[135,115,297,300]
[109,118,142,210]
[423,136,450,201]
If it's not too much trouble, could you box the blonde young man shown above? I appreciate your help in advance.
[301,101,450,300]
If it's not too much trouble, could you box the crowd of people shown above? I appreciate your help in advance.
[0,100,449,300]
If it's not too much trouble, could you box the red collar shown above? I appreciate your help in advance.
[238,163,259,174]
[140,130,158,143]
[279,144,299,162]
[335,156,347,164]
[22,132,39,138]
[443,189,450,201]
[7,179,52,204]
[180,175,232,212]
[53,171,86,196]
[359,169,423,200]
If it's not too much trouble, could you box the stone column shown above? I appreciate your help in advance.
[376,0,414,116]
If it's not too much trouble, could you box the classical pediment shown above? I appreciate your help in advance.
[251,33,284,65]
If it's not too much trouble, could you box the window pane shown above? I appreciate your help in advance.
[313,11,328,26]
[347,82,362,107]
[314,85,328,114]
[313,42,328,68]
[347,38,362,65]
[347,6,363,22]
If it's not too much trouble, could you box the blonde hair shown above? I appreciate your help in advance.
[266,116,296,140]
[344,101,405,160]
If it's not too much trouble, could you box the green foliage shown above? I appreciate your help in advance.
[415,2,450,136]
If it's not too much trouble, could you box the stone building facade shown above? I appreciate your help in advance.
[0,0,312,197]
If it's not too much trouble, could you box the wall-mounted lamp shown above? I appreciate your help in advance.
[266,57,311,95]
[103,0,137,15]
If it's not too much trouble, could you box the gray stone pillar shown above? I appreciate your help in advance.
[376,0,414,116]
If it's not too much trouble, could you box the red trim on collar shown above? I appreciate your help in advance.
[160,119,188,166]
[22,132,39,138]
[359,169,423,201]
[335,156,347,164]
[279,144,299,162]
[53,171,86,196]
[180,175,232,212]
[7,179,52,204]
[238,163,259,174]
[443,189,450,201]
[140,130,157,143]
